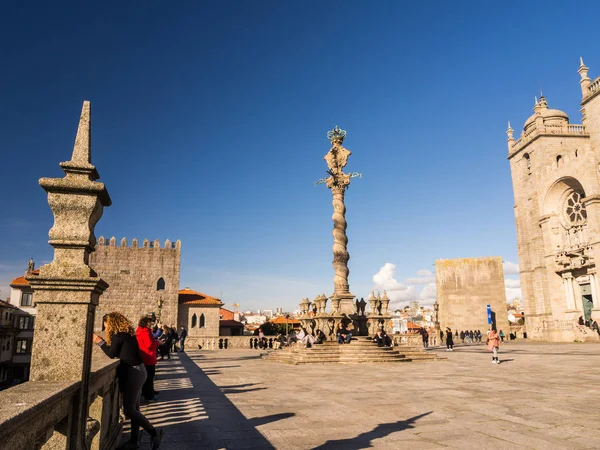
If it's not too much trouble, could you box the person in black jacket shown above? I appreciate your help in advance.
[446,327,454,351]
[93,312,162,450]
[179,326,187,352]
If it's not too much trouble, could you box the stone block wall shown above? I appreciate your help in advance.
[89,237,181,330]
[179,304,220,336]
[436,257,509,333]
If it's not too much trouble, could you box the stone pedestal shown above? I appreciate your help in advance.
[27,101,111,447]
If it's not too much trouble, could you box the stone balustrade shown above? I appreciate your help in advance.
[189,333,425,351]
[588,76,600,96]
[0,355,121,450]
[391,333,424,347]
[511,122,587,152]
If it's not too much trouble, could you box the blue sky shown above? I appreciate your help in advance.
[0,1,598,311]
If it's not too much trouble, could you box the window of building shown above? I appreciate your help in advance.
[20,293,32,307]
[200,314,205,328]
[6,339,10,351]
[565,191,587,225]
[18,316,31,330]
[556,155,562,166]
[191,314,197,328]
[15,339,31,354]
[157,278,165,291]
[523,153,531,174]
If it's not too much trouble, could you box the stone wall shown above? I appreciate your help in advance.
[179,304,220,335]
[436,257,509,333]
[89,237,181,330]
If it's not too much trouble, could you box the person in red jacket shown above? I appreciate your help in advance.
[137,315,160,402]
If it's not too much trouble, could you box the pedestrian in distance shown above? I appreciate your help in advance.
[445,327,454,351]
[93,312,163,450]
[179,326,187,351]
[487,327,501,364]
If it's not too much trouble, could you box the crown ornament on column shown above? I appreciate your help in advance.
[327,126,347,144]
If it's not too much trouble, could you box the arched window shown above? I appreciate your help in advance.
[157,277,165,291]
[575,149,579,158]
[556,155,562,166]
[523,153,531,173]
[200,314,206,328]
[191,314,197,328]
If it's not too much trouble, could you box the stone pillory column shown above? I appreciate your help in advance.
[26,101,111,441]
[316,127,361,315]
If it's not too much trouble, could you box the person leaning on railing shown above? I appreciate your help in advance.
[93,312,163,450]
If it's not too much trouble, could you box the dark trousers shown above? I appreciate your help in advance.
[180,338,185,351]
[123,364,155,442]
[142,364,156,400]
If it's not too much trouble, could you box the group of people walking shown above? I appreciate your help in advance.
[92,312,188,449]
[442,326,502,363]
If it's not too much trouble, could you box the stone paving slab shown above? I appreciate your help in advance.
[127,342,600,449]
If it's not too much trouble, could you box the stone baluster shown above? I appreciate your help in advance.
[27,101,111,448]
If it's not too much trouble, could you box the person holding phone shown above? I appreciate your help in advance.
[93,312,162,449]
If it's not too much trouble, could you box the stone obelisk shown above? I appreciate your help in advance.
[324,126,355,315]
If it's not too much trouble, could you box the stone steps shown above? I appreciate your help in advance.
[266,338,445,364]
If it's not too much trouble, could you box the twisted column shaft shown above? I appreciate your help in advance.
[331,187,350,295]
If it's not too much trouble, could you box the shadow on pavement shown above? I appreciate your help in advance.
[311,411,432,450]
[123,352,294,449]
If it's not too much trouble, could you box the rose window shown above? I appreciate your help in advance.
[564,191,587,225]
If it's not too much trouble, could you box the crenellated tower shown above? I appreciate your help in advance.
[89,236,181,329]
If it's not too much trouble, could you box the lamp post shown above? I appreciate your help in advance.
[285,314,290,339]
[157,296,164,324]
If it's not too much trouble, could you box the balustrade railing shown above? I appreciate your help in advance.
[588,77,600,96]
[512,123,587,152]
[0,356,121,450]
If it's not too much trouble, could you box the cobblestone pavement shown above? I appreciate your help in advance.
[130,342,600,449]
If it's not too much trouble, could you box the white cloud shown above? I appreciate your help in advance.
[417,269,433,277]
[419,282,437,307]
[372,263,419,309]
[503,261,520,276]
[504,275,521,301]
[504,278,521,289]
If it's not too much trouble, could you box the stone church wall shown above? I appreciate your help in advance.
[436,257,509,334]
[89,236,181,330]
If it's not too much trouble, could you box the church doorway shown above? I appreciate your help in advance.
[580,284,593,321]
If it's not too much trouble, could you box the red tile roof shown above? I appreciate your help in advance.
[178,288,223,306]
[270,316,301,325]
[10,270,39,288]
[220,308,235,321]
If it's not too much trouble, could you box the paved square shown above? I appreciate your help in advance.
[135,342,600,449]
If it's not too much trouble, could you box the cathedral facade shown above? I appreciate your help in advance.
[507,59,600,342]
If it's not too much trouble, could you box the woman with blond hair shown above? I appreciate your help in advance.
[93,312,162,449]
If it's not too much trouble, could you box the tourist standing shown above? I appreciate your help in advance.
[93,312,162,449]
[158,325,172,360]
[179,326,187,351]
[420,328,429,348]
[487,327,500,364]
[170,327,179,353]
[499,330,505,342]
[137,316,160,402]
[445,327,454,351]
